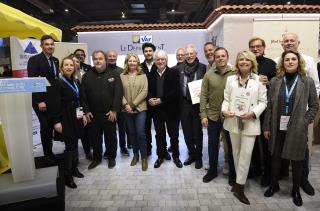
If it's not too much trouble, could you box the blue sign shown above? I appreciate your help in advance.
[0,78,47,94]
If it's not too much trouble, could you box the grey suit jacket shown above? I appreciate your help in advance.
[263,75,319,160]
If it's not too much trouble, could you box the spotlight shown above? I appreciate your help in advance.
[64,8,69,12]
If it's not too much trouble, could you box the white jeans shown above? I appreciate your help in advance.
[230,132,256,185]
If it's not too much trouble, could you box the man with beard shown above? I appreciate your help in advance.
[81,50,123,170]
[179,44,206,169]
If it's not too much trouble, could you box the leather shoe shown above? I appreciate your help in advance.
[173,157,183,168]
[72,168,84,178]
[165,152,171,160]
[301,178,315,196]
[88,160,101,170]
[203,171,217,183]
[154,158,164,168]
[183,157,195,166]
[264,183,280,197]
[103,152,109,160]
[291,190,303,207]
[195,159,203,169]
[108,159,116,168]
[65,176,77,189]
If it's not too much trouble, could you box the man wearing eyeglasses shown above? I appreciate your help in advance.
[248,37,276,187]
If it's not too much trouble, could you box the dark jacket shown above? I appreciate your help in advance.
[80,62,92,72]
[141,61,157,77]
[257,56,276,82]
[178,59,207,103]
[107,64,123,76]
[263,75,319,160]
[147,67,180,117]
[81,67,123,114]
[27,52,60,108]
[51,77,83,141]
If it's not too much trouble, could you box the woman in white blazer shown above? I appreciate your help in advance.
[222,51,267,205]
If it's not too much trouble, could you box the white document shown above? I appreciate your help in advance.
[188,79,202,104]
[233,89,251,116]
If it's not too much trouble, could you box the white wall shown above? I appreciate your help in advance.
[78,29,208,68]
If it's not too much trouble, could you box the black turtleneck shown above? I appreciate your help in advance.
[256,56,276,81]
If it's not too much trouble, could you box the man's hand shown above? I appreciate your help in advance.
[240,112,255,120]
[148,98,157,106]
[264,131,271,140]
[82,115,88,126]
[38,102,47,112]
[222,111,235,118]
[85,112,93,123]
[201,118,208,128]
[259,74,269,85]
[106,111,117,122]
[54,122,63,133]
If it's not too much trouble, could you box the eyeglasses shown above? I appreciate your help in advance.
[249,45,263,49]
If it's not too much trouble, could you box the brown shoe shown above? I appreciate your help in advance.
[130,153,139,166]
[142,158,148,171]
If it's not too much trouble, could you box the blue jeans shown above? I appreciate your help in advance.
[124,111,147,159]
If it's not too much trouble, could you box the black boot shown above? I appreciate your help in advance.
[264,181,280,197]
[64,151,77,188]
[291,188,303,207]
[73,167,84,178]
[233,183,250,205]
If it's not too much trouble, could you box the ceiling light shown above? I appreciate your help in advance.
[121,12,126,19]
[287,1,291,4]
[131,4,145,9]
[171,9,175,12]
[65,8,69,12]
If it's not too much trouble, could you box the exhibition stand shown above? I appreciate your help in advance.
[0,78,65,211]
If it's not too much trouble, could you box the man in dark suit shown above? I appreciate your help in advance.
[148,50,182,168]
[81,50,123,170]
[74,49,92,72]
[27,35,60,163]
[141,43,170,158]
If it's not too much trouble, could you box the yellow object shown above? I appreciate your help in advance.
[0,3,62,41]
[0,122,10,174]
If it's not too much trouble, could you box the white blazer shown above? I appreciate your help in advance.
[221,73,267,136]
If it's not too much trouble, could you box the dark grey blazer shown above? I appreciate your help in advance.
[263,75,319,160]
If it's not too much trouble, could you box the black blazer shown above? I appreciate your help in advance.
[141,61,157,77]
[147,67,180,116]
[27,52,60,107]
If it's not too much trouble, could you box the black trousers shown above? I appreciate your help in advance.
[153,108,180,158]
[104,112,130,152]
[33,106,54,156]
[64,135,78,176]
[145,109,153,153]
[80,124,91,155]
[180,99,203,160]
[89,113,117,161]
[271,130,302,189]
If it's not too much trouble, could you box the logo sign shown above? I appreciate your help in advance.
[132,35,152,44]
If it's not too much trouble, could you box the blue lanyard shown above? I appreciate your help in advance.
[61,76,80,105]
[283,75,298,114]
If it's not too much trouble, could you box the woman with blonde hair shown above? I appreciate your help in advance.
[222,51,267,204]
[263,50,319,206]
[120,53,148,171]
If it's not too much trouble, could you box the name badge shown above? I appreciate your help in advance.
[108,77,114,82]
[76,107,83,119]
[279,115,290,131]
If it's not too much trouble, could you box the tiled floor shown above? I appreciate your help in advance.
[34,129,320,211]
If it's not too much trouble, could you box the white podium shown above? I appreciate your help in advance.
[0,77,47,182]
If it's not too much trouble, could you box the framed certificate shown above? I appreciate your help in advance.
[232,89,251,116]
[188,79,202,104]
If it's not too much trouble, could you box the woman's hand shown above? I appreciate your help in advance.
[240,112,255,120]
[124,104,133,113]
[54,122,63,134]
[264,131,271,140]
[201,118,208,128]
[223,111,235,118]
[82,115,88,126]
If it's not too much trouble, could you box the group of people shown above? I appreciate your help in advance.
[27,32,319,207]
